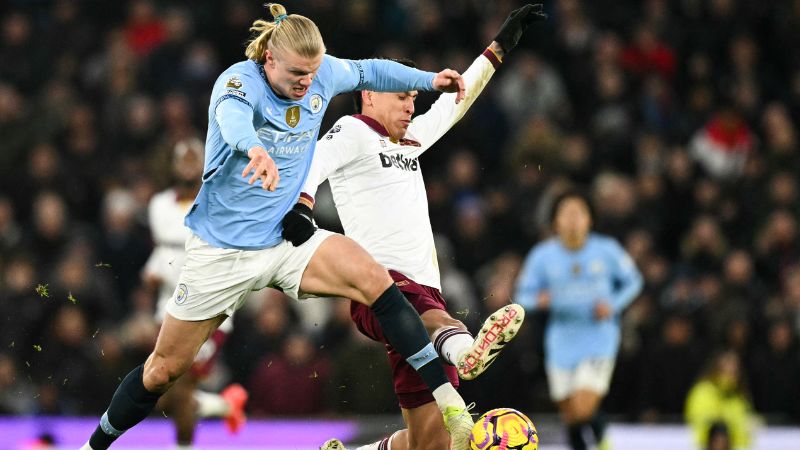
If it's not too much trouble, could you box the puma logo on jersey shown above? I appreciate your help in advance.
[379,152,418,171]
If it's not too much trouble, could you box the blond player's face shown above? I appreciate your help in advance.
[264,48,323,100]
[555,197,591,243]
[370,91,418,140]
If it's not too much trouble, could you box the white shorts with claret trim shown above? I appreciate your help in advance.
[546,358,616,402]
[165,230,334,322]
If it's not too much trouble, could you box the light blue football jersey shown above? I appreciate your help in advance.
[186,55,436,249]
[515,233,643,369]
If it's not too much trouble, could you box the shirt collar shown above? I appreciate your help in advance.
[352,114,389,137]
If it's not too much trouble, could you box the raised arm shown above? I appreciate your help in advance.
[325,55,466,103]
[403,3,547,157]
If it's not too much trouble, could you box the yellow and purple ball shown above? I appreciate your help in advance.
[469,408,538,450]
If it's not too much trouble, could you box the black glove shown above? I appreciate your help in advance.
[494,3,547,54]
[281,203,316,246]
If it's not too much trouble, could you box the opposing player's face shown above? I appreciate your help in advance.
[554,197,591,244]
[370,91,417,140]
[264,48,323,99]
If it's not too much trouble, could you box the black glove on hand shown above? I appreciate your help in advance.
[494,3,547,54]
[281,203,316,246]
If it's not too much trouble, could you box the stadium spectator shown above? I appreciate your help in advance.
[248,333,331,416]
[620,25,676,80]
[639,313,706,421]
[748,318,800,422]
[0,352,35,415]
[688,103,755,180]
[685,350,755,450]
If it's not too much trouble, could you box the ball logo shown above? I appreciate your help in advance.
[309,94,323,113]
[175,283,189,305]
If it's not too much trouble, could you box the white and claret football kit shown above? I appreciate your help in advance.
[301,49,501,291]
[301,49,511,407]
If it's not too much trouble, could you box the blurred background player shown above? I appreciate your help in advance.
[286,5,547,450]
[515,191,643,450]
[141,137,248,450]
[80,4,474,450]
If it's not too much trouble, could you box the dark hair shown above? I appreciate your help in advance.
[549,188,595,225]
[353,58,417,113]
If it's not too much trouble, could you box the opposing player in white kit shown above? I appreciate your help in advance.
[281,5,547,450]
[141,138,248,449]
[81,4,476,449]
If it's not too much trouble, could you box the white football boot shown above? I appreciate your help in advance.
[457,304,525,380]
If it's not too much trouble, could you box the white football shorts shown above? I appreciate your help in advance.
[165,229,334,322]
[546,358,616,401]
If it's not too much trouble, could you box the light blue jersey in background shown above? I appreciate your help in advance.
[186,55,436,250]
[515,233,643,369]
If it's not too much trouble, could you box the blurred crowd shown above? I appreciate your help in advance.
[1,0,799,428]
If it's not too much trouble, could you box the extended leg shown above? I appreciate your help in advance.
[81,314,225,450]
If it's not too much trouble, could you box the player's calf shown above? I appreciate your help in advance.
[82,365,163,450]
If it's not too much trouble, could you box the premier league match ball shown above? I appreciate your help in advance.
[469,407,538,450]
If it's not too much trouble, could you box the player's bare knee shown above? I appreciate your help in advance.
[143,362,172,392]
[572,402,596,423]
[144,355,189,392]
[355,261,392,304]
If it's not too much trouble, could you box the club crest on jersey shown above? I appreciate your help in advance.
[226,76,242,89]
[285,106,300,128]
[590,260,605,274]
[324,124,341,140]
[175,283,189,305]
[309,94,323,113]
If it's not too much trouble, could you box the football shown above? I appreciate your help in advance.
[469,407,538,450]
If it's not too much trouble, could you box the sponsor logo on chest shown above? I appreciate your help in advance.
[379,152,418,171]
